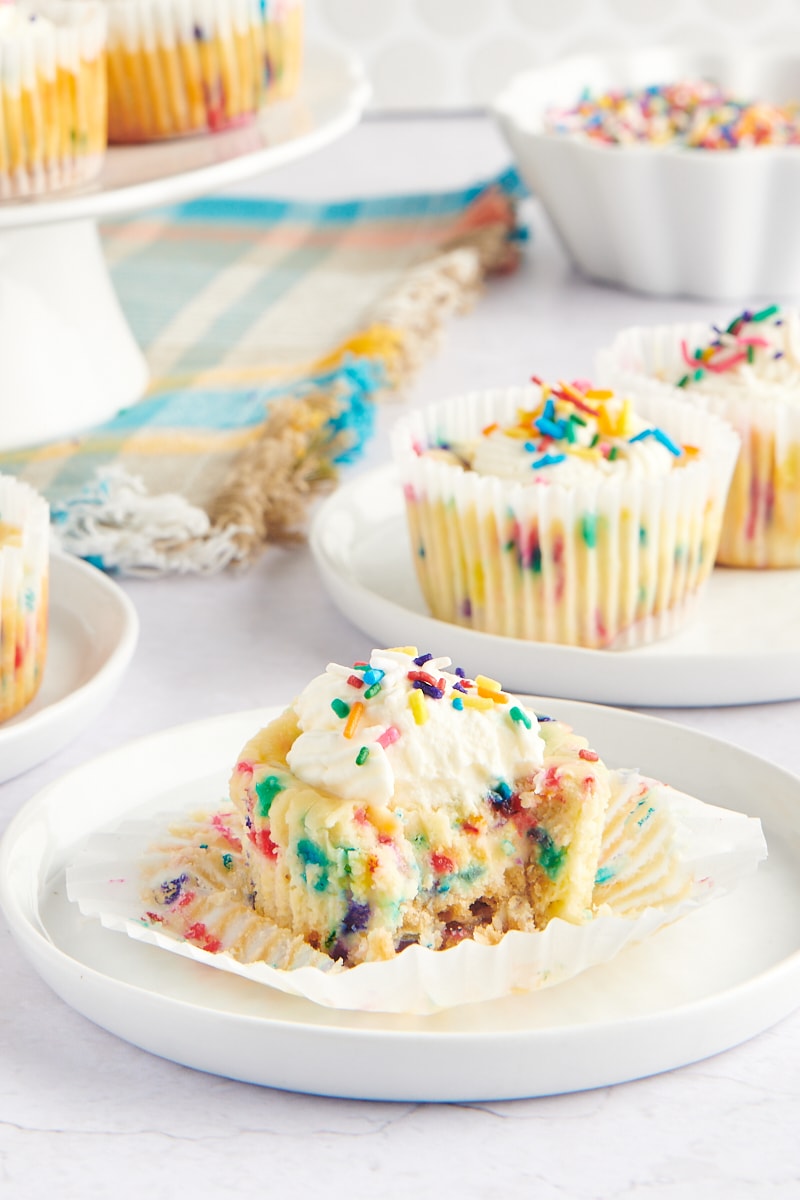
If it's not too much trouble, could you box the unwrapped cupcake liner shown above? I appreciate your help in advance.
[0,2,107,199]
[0,475,49,722]
[392,385,740,650]
[65,768,766,1015]
[598,315,800,568]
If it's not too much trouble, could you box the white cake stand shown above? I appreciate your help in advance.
[0,44,370,452]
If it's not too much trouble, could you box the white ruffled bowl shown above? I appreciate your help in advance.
[491,48,800,300]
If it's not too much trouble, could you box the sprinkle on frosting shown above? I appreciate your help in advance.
[408,688,428,725]
[459,376,696,479]
[284,649,545,810]
[545,81,800,149]
[676,305,792,387]
[343,702,365,739]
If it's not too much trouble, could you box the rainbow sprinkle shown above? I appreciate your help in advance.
[408,688,428,725]
[331,653,538,762]
[509,705,532,729]
[343,701,365,739]
[546,82,800,150]
[478,376,694,470]
[677,305,786,386]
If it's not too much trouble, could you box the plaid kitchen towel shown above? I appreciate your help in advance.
[0,168,525,575]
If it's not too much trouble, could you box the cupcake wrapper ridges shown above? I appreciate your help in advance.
[393,384,740,649]
[0,2,107,198]
[598,317,800,568]
[0,475,49,722]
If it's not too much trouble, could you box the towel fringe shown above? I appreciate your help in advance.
[206,246,486,565]
[54,186,522,575]
[52,467,247,577]
[208,393,342,562]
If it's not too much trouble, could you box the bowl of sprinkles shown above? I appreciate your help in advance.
[492,49,800,298]
[392,379,739,650]
[599,303,800,567]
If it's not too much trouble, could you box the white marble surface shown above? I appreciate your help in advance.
[2,115,800,1199]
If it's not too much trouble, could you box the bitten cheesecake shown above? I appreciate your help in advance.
[228,648,611,965]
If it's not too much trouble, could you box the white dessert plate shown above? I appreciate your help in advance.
[1,701,799,1102]
[0,554,139,783]
[310,465,800,709]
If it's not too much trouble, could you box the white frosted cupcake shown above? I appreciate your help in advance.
[599,305,800,568]
[0,474,49,722]
[0,1,107,198]
[392,380,739,649]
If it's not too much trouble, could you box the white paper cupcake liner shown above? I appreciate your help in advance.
[392,384,740,649]
[65,769,766,1015]
[0,475,50,722]
[0,2,107,198]
[261,0,302,100]
[598,314,800,567]
[104,0,300,141]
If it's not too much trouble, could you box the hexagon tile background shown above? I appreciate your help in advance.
[307,0,800,110]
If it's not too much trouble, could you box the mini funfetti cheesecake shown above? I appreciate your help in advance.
[103,0,303,142]
[0,0,107,198]
[393,380,739,649]
[600,305,800,568]
[227,647,612,965]
[71,644,764,1013]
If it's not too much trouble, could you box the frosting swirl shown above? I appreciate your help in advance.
[677,305,800,405]
[286,648,544,809]
[445,380,697,486]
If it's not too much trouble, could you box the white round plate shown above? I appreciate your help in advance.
[0,43,370,230]
[0,554,139,782]
[1,701,798,1102]
[310,465,800,709]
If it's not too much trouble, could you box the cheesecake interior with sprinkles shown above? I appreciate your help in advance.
[225,648,611,964]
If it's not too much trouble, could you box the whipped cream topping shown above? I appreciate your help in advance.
[286,648,545,809]
[678,305,800,405]
[451,382,692,486]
